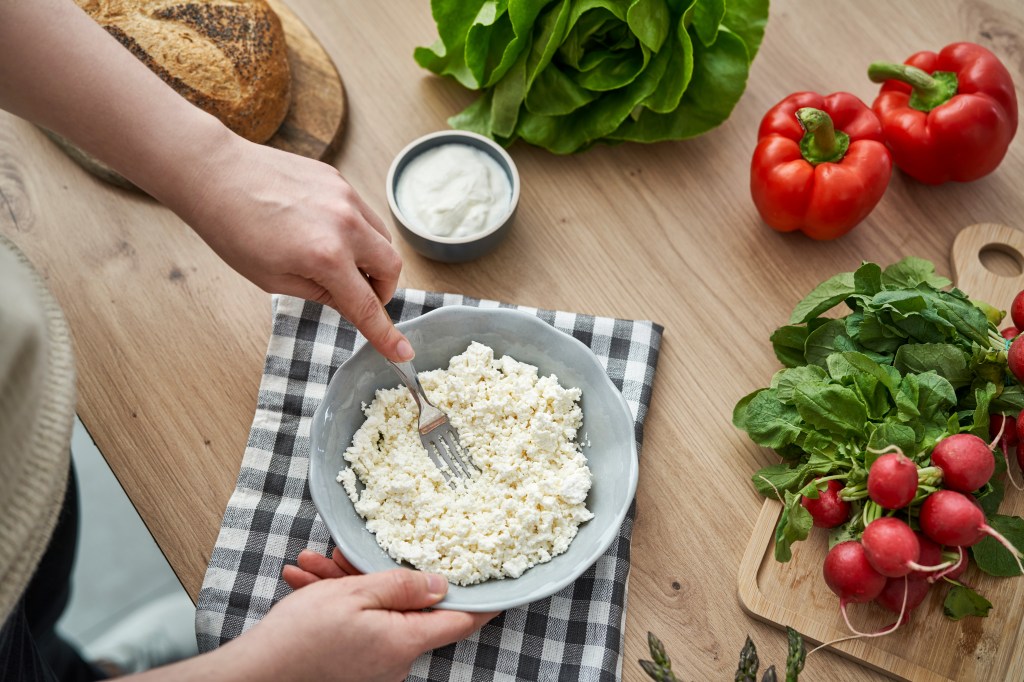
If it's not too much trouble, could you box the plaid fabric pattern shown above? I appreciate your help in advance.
[195,290,663,681]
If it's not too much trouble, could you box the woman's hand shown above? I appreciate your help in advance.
[224,548,499,682]
[167,136,413,362]
[140,551,496,682]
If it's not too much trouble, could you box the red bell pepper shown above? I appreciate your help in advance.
[751,92,893,240]
[869,42,1018,184]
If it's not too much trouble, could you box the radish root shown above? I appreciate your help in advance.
[988,414,1007,452]
[929,547,964,584]
[989,413,1024,491]
[867,444,906,457]
[1003,456,1024,492]
[808,578,908,657]
[905,559,953,573]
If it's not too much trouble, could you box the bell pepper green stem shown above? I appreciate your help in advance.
[868,62,959,112]
[796,107,850,165]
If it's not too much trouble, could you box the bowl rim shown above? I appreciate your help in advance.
[385,130,521,246]
[309,306,639,611]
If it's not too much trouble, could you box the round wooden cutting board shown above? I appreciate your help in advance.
[45,0,346,190]
[737,223,1024,682]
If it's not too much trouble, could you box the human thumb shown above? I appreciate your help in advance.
[354,569,448,611]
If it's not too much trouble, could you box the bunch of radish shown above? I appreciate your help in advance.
[812,434,1023,639]
[806,289,1024,642]
[735,267,1024,662]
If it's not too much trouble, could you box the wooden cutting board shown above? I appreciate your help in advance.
[46,0,345,189]
[737,223,1024,682]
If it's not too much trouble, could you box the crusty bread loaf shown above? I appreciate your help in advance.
[76,0,291,143]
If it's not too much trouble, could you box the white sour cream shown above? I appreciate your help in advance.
[395,143,512,239]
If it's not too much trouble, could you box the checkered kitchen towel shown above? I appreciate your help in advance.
[195,289,663,681]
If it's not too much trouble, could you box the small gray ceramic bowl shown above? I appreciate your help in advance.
[308,306,638,612]
[385,131,520,263]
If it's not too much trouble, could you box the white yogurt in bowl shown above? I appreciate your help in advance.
[394,144,512,239]
[385,130,520,263]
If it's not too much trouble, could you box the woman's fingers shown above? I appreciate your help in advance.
[297,549,350,579]
[281,564,319,590]
[350,569,449,612]
[282,548,361,589]
[325,263,412,362]
[331,547,362,575]
[365,272,397,310]
[352,218,402,305]
[405,610,501,651]
[348,187,392,243]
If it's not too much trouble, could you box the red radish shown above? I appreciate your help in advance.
[994,414,1024,492]
[920,490,986,546]
[862,517,950,577]
[819,541,900,644]
[929,434,995,493]
[1017,416,1024,471]
[801,479,850,528]
[875,576,930,615]
[867,451,919,509]
[919,490,1024,573]
[823,541,887,605]
[1017,413,1024,453]
[809,543,909,654]
[1010,335,1024,383]
[1012,290,1024,329]
[1001,326,1019,340]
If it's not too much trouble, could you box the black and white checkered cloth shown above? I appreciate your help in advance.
[195,289,663,681]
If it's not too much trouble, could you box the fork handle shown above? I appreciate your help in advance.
[387,360,431,412]
[388,360,449,433]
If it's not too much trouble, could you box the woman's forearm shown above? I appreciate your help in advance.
[0,0,412,361]
[124,630,287,682]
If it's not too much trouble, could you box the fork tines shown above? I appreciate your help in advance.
[424,425,478,485]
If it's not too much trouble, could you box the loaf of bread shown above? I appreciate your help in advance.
[76,0,292,143]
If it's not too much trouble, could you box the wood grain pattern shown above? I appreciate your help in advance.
[2,1,1024,680]
[44,0,346,188]
[738,226,1024,680]
[953,223,1024,302]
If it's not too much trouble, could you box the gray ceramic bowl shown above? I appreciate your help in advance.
[385,131,520,263]
[308,306,638,612]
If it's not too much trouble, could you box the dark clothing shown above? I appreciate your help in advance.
[0,601,59,682]
[0,463,108,682]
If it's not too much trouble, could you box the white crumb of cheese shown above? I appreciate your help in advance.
[336,341,592,585]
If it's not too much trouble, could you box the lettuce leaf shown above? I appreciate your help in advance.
[416,0,770,153]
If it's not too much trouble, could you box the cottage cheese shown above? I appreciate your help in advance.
[337,342,593,585]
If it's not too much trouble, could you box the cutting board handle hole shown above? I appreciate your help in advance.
[978,244,1024,278]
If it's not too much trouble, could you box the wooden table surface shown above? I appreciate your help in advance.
[2,1,1022,679]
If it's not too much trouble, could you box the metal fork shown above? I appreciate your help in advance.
[387,359,478,484]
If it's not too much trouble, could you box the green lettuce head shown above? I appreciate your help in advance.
[415,0,769,154]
